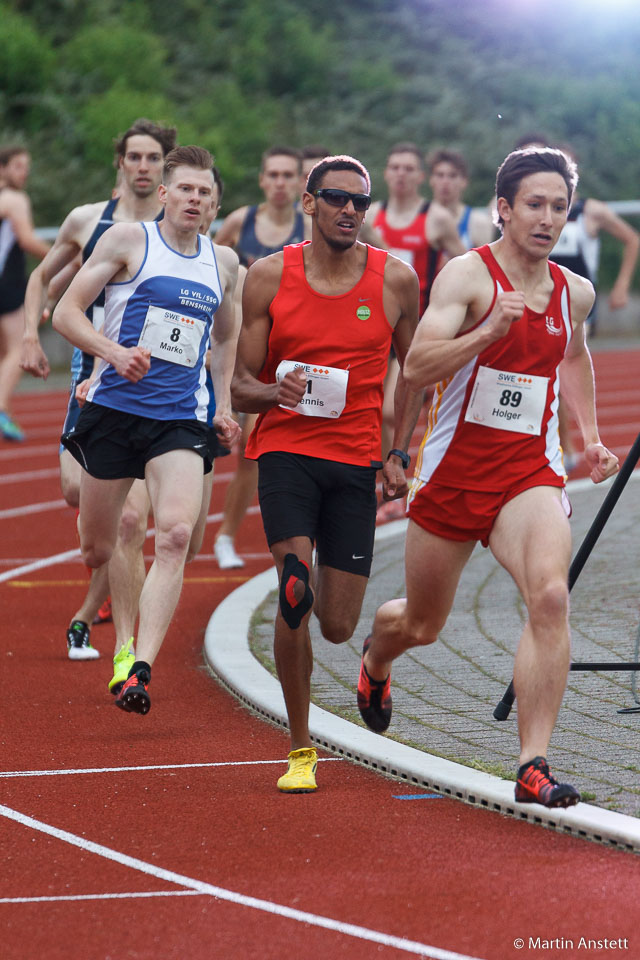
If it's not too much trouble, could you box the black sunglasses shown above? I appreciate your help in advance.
[313,188,371,212]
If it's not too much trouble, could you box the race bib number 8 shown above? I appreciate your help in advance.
[464,365,549,436]
[276,359,349,418]
[138,305,205,368]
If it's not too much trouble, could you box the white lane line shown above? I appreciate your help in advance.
[0,548,81,585]
[0,758,342,778]
[1,891,203,904]
[0,467,60,485]
[0,804,484,960]
[0,505,264,584]
[0,499,68,520]
[0,444,60,460]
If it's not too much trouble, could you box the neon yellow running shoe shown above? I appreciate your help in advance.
[277,747,318,793]
[108,637,135,695]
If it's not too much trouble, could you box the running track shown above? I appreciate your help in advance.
[2,349,639,960]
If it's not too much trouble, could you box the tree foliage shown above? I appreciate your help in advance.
[3,0,640,287]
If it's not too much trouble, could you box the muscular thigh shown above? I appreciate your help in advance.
[404,520,476,633]
[145,449,204,528]
[489,486,571,600]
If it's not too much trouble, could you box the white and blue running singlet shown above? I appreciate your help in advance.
[87,221,223,422]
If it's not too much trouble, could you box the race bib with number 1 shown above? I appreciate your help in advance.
[275,359,349,418]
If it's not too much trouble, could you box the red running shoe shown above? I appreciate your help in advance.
[115,670,150,715]
[515,756,580,808]
[357,635,392,733]
[93,596,112,625]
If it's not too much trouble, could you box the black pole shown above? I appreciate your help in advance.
[493,431,640,721]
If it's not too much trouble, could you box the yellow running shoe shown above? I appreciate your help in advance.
[277,747,318,793]
[108,637,135,695]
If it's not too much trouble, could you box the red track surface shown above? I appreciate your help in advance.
[2,350,639,960]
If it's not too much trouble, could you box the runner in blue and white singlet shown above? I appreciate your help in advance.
[87,220,223,421]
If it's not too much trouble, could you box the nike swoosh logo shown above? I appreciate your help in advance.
[352,554,365,560]
[358,298,371,302]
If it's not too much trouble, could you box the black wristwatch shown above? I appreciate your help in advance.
[387,448,411,470]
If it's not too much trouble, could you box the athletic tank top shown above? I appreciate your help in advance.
[457,205,473,250]
[245,242,392,467]
[0,190,27,307]
[68,198,123,382]
[373,201,442,314]
[549,200,599,283]
[88,221,223,422]
[72,200,165,381]
[237,205,305,267]
[410,245,572,494]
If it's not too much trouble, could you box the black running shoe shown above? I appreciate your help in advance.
[515,756,580,808]
[114,670,151,715]
[66,620,99,661]
[357,635,392,732]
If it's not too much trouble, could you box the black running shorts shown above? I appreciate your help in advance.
[61,402,212,480]
[257,451,377,577]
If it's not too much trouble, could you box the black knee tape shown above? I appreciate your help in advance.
[279,553,314,630]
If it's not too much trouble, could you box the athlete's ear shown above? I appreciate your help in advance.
[496,196,511,223]
[301,191,316,216]
[158,182,167,205]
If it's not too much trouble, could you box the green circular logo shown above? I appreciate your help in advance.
[356,305,371,321]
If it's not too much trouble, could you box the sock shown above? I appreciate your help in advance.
[279,553,314,630]
[128,660,151,682]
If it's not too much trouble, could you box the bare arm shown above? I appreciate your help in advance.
[231,255,307,412]
[585,199,640,310]
[359,220,387,248]
[428,202,466,259]
[469,208,496,247]
[559,272,618,483]
[212,207,247,248]
[1,191,50,260]
[21,205,99,378]
[403,251,523,389]
[53,223,151,383]
[381,260,422,500]
[209,246,241,447]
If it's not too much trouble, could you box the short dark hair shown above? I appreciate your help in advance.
[0,144,29,167]
[386,142,424,169]
[495,147,578,229]
[212,164,224,205]
[301,144,331,161]
[113,119,177,167]
[513,132,552,151]
[306,155,371,196]
[426,147,468,178]
[260,145,302,173]
[163,145,214,184]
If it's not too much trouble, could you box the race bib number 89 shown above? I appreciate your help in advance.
[276,359,349,418]
[138,305,205,368]
[464,365,549,436]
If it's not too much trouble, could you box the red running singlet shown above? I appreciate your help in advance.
[245,242,393,468]
[373,201,442,314]
[410,244,573,497]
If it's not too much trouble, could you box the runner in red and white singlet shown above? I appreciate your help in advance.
[411,243,571,499]
[358,147,619,810]
[233,155,422,793]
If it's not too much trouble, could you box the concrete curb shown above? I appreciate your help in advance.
[204,512,640,854]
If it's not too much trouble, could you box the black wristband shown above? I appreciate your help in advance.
[387,448,410,469]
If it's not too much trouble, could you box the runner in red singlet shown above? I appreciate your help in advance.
[370,143,465,315]
[357,147,619,809]
[232,155,422,793]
